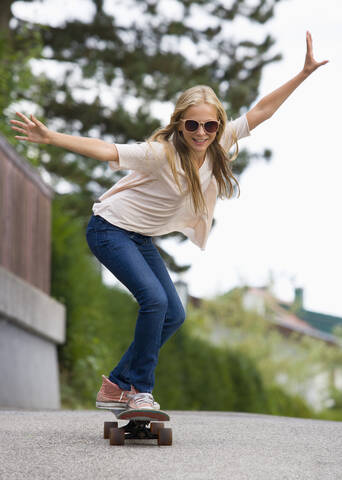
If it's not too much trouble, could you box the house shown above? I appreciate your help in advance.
[185,282,342,410]
[243,287,342,346]
[242,286,342,410]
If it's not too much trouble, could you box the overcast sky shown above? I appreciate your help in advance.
[164,0,342,316]
[12,0,342,316]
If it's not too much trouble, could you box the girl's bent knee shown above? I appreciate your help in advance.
[142,292,168,313]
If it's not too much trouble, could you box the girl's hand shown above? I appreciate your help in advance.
[10,112,51,144]
[303,31,329,76]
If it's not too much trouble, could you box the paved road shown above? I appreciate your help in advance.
[0,409,341,479]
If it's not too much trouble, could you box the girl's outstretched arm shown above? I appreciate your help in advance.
[10,112,118,162]
[246,31,329,131]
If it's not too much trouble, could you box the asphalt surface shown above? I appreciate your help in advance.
[0,409,341,480]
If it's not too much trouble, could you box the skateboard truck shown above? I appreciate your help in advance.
[101,407,172,446]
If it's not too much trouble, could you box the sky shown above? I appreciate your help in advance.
[164,0,342,316]
[12,0,342,316]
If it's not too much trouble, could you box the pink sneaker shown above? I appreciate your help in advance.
[127,392,158,410]
[96,375,131,408]
[129,386,160,410]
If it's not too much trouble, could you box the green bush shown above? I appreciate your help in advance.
[52,197,317,418]
[155,331,237,410]
[265,385,313,419]
[155,327,314,418]
[51,197,137,408]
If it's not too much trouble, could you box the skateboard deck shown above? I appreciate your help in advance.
[117,408,170,422]
[99,406,172,446]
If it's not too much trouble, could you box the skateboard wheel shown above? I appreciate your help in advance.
[104,422,118,439]
[157,427,172,446]
[150,422,165,434]
[110,427,125,446]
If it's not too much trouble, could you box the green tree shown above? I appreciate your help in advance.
[0,26,41,150]
[3,0,278,269]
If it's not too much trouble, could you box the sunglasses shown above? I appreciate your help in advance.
[179,119,220,134]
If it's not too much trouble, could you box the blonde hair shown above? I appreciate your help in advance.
[148,85,239,216]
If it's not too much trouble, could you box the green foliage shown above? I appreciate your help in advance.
[265,385,313,418]
[186,288,342,421]
[51,196,138,408]
[6,0,281,239]
[51,206,316,418]
[0,27,42,148]
[3,0,282,273]
[155,321,314,418]
[155,330,238,411]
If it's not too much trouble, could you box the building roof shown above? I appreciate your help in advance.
[280,302,342,336]
[245,287,342,346]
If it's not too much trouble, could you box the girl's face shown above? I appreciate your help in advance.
[179,103,219,158]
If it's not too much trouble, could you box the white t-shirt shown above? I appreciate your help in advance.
[92,114,250,250]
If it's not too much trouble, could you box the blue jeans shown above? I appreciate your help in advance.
[86,214,186,393]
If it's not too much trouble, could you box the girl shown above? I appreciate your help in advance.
[11,32,327,410]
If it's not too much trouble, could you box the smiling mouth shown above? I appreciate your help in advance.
[192,138,208,145]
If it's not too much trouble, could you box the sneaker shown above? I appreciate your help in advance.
[96,375,131,409]
[130,386,161,410]
[127,392,157,410]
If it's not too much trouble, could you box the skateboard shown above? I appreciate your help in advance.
[99,406,172,446]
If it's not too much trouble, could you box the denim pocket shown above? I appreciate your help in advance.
[93,215,112,231]
[127,232,152,246]
[127,232,143,245]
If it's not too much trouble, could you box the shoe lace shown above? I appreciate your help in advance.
[132,393,154,407]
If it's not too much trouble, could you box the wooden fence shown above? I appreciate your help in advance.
[0,136,53,294]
